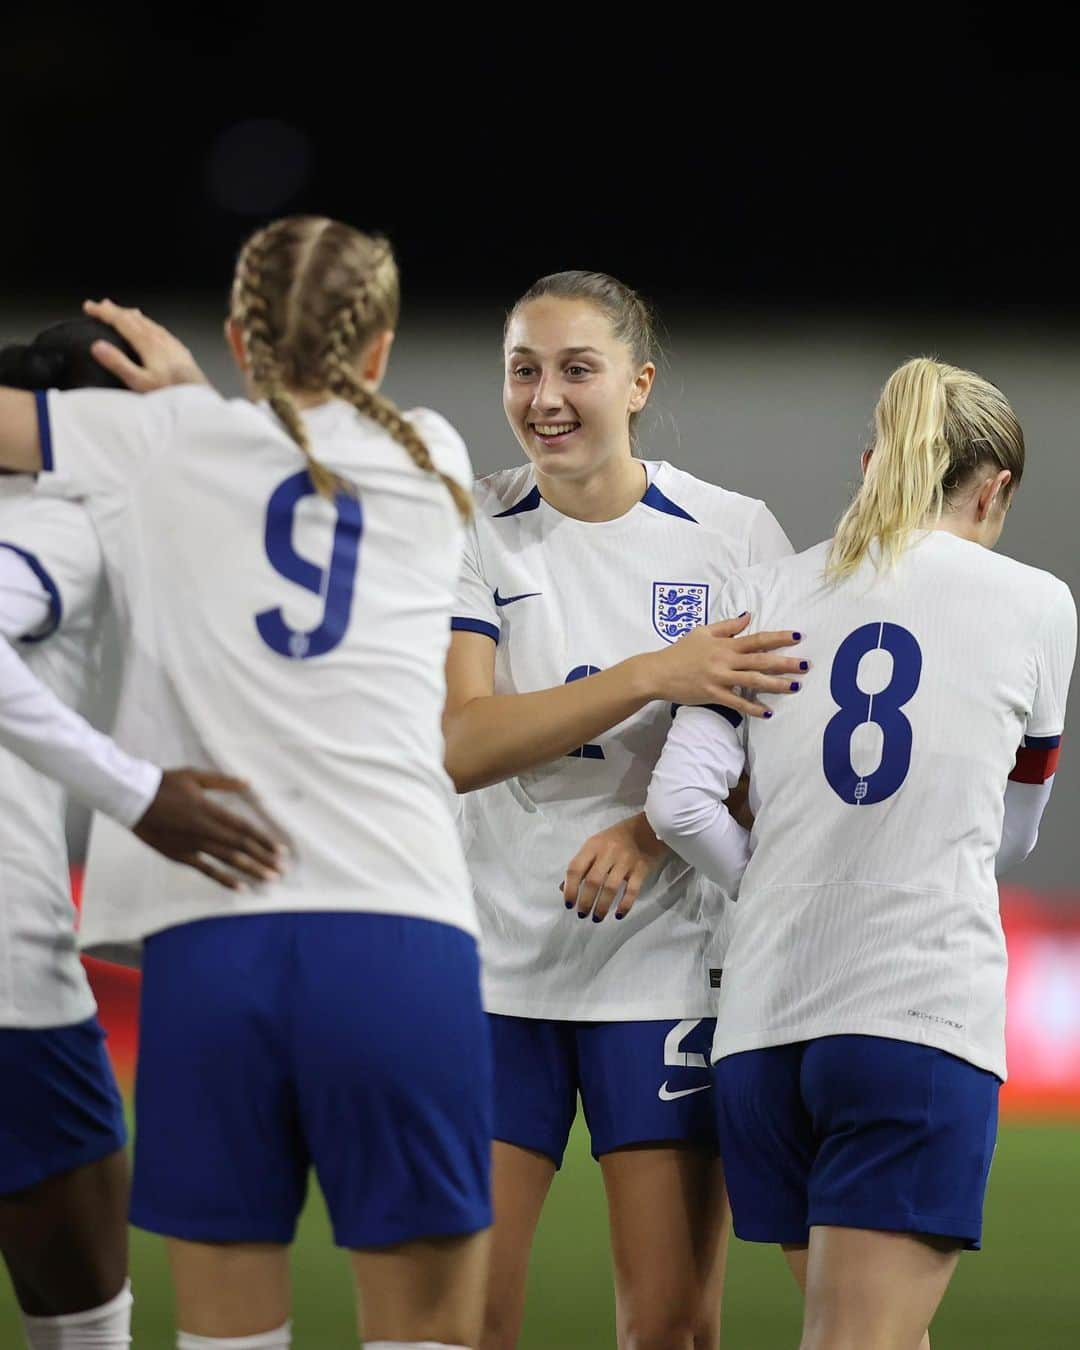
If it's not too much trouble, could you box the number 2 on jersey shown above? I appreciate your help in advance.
[565,665,605,759]
[255,470,363,660]
[823,622,922,805]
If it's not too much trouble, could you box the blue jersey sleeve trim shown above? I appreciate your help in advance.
[670,701,743,728]
[493,485,542,518]
[451,616,500,644]
[1024,733,1062,749]
[641,482,697,523]
[0,542,63,643]
[34,390,54,472]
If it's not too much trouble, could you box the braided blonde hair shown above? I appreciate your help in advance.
[231,216,471,519]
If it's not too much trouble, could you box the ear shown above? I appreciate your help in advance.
[224,317,248,374]
[628,361,656,416]
[977,468,1013,521]
[860,448,874,477]
[361,330,395,388]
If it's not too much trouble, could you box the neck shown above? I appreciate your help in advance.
[929,511,988,547]
[536,453,647,522]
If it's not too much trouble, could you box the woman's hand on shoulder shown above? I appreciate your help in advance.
[84,299,209,392]
[633,613,807,718]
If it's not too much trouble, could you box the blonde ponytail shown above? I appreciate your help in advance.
[827,357,1025,579]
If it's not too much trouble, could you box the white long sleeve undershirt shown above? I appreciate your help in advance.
[0,548,160,827]
[645,705,752,893]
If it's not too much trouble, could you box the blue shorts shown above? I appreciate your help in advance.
[714,1035,1000,1249]
[132,912,492,1248]
[489,1014,718,1167]
[0,1016,126,1196]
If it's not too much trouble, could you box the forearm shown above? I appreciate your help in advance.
[445,653,656,792]
[0,637,160,825]
[647,786,751,892]
[996,777,1054,875]
[645,704,750,891]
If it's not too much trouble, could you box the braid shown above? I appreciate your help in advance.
[234,224,347,500]
[323,298,472,523]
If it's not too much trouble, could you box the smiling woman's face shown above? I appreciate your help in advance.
[503,296,650,482]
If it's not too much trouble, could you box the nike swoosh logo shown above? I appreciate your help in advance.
[493,588,542,607]
[658,1082,713,1101]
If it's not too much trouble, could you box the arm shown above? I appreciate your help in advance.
[443,619,805,794]
[998,582,1077,874]
[0,546,161,824]
[645,704,751,893]
[0,549,283,887]
[996,776,1054,875]
[0,389,43,472]
[0,298,207,478]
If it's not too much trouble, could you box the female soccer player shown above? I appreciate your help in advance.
[0,317,282,1350]
[647,357,1076,1350]
[0,218,491,1350]
[445,270,805,1348]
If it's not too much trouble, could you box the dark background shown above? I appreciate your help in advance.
[2,9,1078,312]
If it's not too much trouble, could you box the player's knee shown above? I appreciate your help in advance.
[620,1305,709,1350]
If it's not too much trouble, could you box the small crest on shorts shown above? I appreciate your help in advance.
[652,583,709,643]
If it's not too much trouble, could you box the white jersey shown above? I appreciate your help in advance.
[0,482,102,1027]
[694,532,1075,1080]
[38,385,477,947]
[453,460,792,1019]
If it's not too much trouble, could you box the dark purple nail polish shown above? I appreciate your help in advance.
[792,632,802,641]
[799,660,809,671]
[577,909,588,919]
[592,913,603,923]
[565,899,575,909]
[738,611,748,617]
[615,911,625,920]
[790,681,801,692]
[764,709,774,719]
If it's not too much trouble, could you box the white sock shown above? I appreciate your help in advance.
[176,1325,290,1350]
[364,1343,470,1349]
[21,1281,133,1348]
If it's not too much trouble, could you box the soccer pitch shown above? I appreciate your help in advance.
[1,1119,1076,1347]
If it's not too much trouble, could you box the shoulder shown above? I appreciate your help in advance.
[647,462,776,536]
[723,538,830,598]
[403,407,474,491]
[472,464,536,519]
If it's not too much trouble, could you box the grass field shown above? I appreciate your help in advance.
[2,1117,1077,1348]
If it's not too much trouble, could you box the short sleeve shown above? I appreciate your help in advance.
[746,501,793,567]
[1028,581,1076,737]
[451,518,500,644]
[37,386,181,503]
[0,495,103,640]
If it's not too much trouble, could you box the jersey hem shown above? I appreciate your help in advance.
[483,992,719,1021]
[79,895,480,950]
[711,1019,1005,1081]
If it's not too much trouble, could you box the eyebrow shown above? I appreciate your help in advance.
[508,346,605,359]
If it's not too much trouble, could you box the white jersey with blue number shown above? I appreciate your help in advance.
[453,460,792,1019]
[706,532,1076,1079]
[38,386,477,947]
[0,481,103,1027]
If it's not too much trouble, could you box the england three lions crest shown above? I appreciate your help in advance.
[653,583,709,643]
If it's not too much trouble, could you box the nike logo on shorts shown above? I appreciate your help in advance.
[493,588,542,607]
[658,1082,712,1101]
